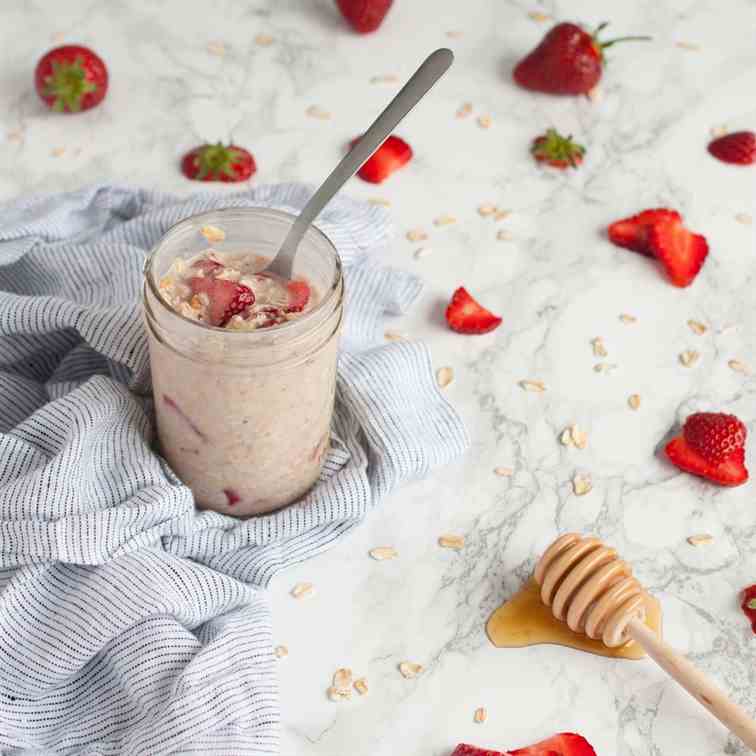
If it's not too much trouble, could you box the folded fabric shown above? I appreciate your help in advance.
[0,183,468,755]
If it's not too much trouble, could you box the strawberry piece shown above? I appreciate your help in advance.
[223,488,241,507]
[189,277,255,327]
[352,135,412,184]
[708,131,756,166]
[607,208,681,257]
[192,259,224,276]
[741,585,756,633]
[508,732,597,756]
[451,746,505,756]
[181,143,256,182]
[35,45,108,113]
[647,216,708,287]
[445,287,502,335]
[286,280,311,312]
[665,412,749,487]
[513,22,650,96]
[335,0,393,33]
[531,128,585,169]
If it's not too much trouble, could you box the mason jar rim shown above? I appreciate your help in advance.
[143,206,343,339]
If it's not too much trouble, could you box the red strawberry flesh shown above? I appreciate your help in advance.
[508,731,597,755]
[35,45,108,113]
[335,0,393,33]
[181,143,256,182]
[741,585,756,633]
[708,131,756,165]
[451,746,505,756]
[352,134,412,183]
[647,216,708,287]
[607,208,681,257]
[445,287,502,335]
[189,277,255,327]
[286,280,311,312]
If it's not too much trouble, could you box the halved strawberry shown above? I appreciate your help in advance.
[445,287,502,335]
[707,131,756,165]
[286,280,311,312]
[741,585,756,633]
[508,732,597,756]
[352,134,412,183]
[189,277,255,327]
[664,412,748,487]
[451,746,504,756]
[647,216,709,287]
[336,0,393,33]
[607,208,681,257]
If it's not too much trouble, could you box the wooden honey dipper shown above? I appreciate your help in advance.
[536,533,756,751]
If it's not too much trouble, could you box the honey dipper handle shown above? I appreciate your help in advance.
[628,619,756,750]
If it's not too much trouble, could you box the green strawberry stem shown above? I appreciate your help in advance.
[42,57,96,113]
[196,143,244,179]
[748,598,756,610]
[592,21,652,58]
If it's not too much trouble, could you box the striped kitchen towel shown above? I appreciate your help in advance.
[0,184,469,755]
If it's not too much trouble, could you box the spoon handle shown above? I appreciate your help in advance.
[269,48,454,278]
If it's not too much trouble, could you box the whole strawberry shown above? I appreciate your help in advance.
[513,22,650,95]
[708,131,756,165]
[531,128,585,169]
[336,0,393,33]
[181,143,256,182]
[35,45,108,113]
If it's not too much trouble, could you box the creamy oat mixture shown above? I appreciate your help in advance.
[158,248,316,330]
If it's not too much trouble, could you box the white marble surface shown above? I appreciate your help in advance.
[3,1,756,754]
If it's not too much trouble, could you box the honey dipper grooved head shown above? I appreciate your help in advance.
[535,533,647,648]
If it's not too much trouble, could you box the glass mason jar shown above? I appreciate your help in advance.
[143,208,343,517]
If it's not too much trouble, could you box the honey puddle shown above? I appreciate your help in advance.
[486,576,662,660]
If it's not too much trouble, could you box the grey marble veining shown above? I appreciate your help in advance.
[2,1,756,754]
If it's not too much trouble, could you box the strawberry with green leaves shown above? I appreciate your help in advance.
[531,129,585,169]
[35,45,108,113]
[181,143,257,182]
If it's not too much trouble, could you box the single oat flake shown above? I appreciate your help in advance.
[437,366,454,389]
[528,10,551,21]
[478,203,496,217]
[291,582,314,599]
[399,661,424,679]
[619,313,637,324]
[474,707,488,724]
[494,466,514,477]
[200,225,226,243]
[274,645,288,659]
[414,247,432,260]
[354,678,369,696]
[735,213,752,225]
[494,209,511,221]
[675,41,701,50]
[519,379,545,392]
[434,214,457,227]
[628,394,641,410]
[687,319,707,335]
[51,147,66,157]
[333,668,353,691]
[591,337,608,358]
[306,105,331,120]
[729,359,749,374]
[327,686,350,702]
[369,546,398,561]
[207,40,226,56]
[384,330,406,342]
[406,228,428,242]
[255,33,274,46]
[572,473,593,496]
[477,115,492,129]
[456,102,473,119]
[7,129,23,142]
[593,362,617,373]
[710,125,728,138]
[370,74,399,84]
[368,197,391,207]
[687,534,714,546]
[679,350,700,367]
[446,30,464,38]
[438,534,465,551]
[497,229,513,241]
[561,424,588,449]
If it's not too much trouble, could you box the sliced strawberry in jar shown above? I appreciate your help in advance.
[286,280,311,312]
[189,277,255,327]
[191,259,224,276]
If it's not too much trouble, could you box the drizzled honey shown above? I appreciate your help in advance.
[486,576,662,659]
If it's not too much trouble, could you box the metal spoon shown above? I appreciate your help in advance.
[266,47,454,279]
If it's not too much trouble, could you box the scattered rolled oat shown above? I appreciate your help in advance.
[414,247,432,260]
[255,33,274,46]
[477,115,492,129]
[354,678,369,696]
[519,379,545,392]
[494,209,511,221]
[593,362,617,373]
[51,147,66,157]
[687,319,707,335]
[572,473,593,496]
[207,40,226,56]
[728,359,749,374]
[406,228,428,242]
[369,546,398,561]
[368,197,391,207]
[687,534,714,546]
[675,41,700,50]
[189,295,203,311]
[587,85,601,102]
[591,337,608,358]
[327,686,350,702]
[333,668,353,691]
[735,212,752,225]
[370,74,399,84]
[399,661,424,679]
[434,213,457,226]
[438,534,465,551]
[51,31,66,43]
[561,424,588,449]
[274,645,288,659]
[679,350,700,367]
[619,313,637,324]
[497,229,513,241]
[446,30,464,38]
[306,105,331,120]
[494,466,513,477]
[291,582,314,599]
[710,125,728,138]
[528,10,551,21]
[6,129,23,142]
[384,330,406,342]
[478,203,496,217]
[474,707,488,724]
[437,366,454,388]
[456,102,473,119]
[200,224,226,243]
[628,394,641,410]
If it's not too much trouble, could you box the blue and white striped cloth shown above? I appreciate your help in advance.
[0,184,468,755]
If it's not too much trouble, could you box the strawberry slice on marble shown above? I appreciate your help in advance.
[508,732,597,755]
[189,277,255,327]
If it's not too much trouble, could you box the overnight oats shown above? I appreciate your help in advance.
[143,208,343,516]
